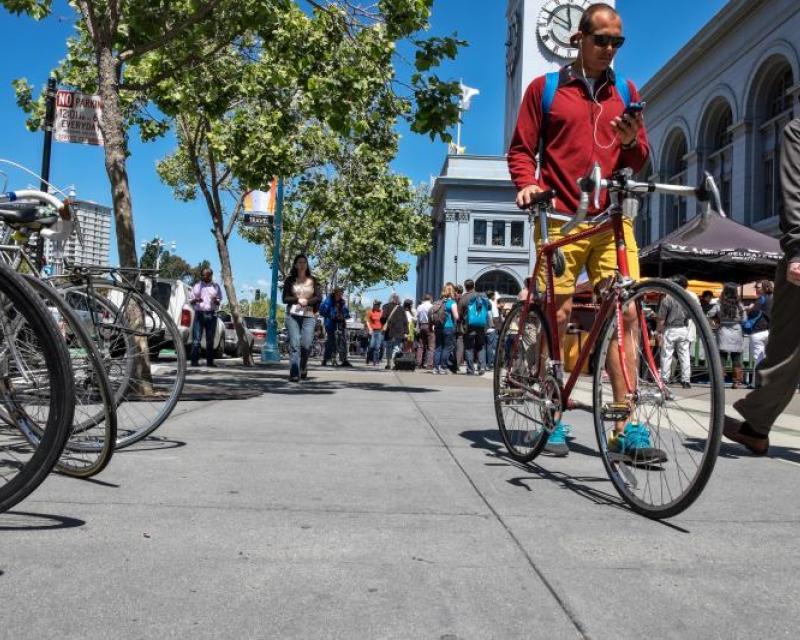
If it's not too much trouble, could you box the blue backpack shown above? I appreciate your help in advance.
[467,295,489,328]
[536,71,632,176]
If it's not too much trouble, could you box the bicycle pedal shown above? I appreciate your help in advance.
[601,402,631,422]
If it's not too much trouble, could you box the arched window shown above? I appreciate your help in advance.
[702,101,733,215]
[662,130,688,233]
[755,62,794,222]
[475,270,521,296]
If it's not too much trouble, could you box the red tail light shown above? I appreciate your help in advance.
[180,308,192,327]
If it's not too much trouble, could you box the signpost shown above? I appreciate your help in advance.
[261,177,284,363]
[54,89,104,146]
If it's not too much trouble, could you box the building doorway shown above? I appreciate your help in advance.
[475,270,521,296]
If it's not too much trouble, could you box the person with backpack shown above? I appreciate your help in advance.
[457,279,491,375]
[319,287,351,367]
[485,290,501,371]
[432,283,459,375]
[415,293,435,369]
[381,293,406,370]
[507,3,656,460]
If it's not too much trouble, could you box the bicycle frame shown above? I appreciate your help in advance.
[513,206,664,412]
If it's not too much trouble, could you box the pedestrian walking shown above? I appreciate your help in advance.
[744,280,773,368]
[365,300,384,366]
[724,117,800,455]
[381,293,406,370]
[319,287,351,367]
[282,254,322,382]
[707,283,746,389]
[189,266,222,367]
[484,290,500,371]
[457,279,491,375]
[658,275,693,388]
[433,283,459,375]
[415,293,435,369]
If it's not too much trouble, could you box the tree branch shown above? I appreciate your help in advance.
[118,0,223,63]
[223,191,246,242]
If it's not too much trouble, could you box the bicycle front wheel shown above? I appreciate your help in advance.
[57,282,186,449]
[493,302,554,462]
[592,279,724,519]
[22,276,116,478]
[0,266,73,512]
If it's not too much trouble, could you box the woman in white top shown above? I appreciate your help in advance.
[282,254,322,382]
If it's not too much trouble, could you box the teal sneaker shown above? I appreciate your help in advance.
[544,421,570,457]
[609,423,667,464]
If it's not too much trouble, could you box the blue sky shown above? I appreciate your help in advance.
[0,0,729,302]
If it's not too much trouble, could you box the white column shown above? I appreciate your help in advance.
[729,119,751,225]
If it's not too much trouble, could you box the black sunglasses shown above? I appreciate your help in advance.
[589,34,626,49]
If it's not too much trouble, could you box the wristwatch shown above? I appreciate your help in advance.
[621,138,638,150]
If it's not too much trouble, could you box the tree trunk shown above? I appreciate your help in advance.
[211,216,253,366]
[97,46,138,268]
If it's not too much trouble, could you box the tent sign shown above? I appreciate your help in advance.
[54,90,104,146]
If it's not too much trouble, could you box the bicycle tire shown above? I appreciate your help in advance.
[493,301,554,462]
[0,265,74,512]
[591,279,724,519]
[22,276,116,478]
[56,282,186,449]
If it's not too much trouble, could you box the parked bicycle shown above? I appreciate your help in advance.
[493,165,725,519]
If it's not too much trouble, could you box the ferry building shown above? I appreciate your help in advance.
[415,0,800,300]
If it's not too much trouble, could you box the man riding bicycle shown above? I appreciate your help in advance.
[507,2,664,461]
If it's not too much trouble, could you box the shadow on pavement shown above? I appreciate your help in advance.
[460,428,690,531]
[115,436,187,453]
[182,369,439,398]
[716,440,800,464]
[0,511,86,531]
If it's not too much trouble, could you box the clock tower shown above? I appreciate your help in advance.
[504,0,616,150]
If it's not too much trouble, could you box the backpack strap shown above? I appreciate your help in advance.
[537,72,561,180]
[614,74,631,109]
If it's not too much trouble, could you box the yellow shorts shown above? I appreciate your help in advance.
[533,217,640,295]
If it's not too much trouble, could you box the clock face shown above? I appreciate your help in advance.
[537,0,592,60]
[506,10,522,77]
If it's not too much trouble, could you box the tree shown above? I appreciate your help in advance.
[241,158,432,291]
[138,240,194,281]
[4,0,287,267]
[153,1,462,364]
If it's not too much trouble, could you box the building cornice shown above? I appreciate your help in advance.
[640,0,759,101]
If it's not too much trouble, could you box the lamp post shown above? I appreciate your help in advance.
[261,177,285,362]
[141,236,176,273]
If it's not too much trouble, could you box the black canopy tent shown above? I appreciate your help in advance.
[639,212,783,284]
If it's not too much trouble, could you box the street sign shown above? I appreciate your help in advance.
[54,90,104,146]
[243,213,274,228]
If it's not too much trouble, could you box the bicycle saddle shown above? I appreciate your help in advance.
[0,202,43,225]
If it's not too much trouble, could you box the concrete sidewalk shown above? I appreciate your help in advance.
[2,362,799,639]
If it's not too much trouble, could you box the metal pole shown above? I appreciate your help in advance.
[37,76,57,269]
[261,177,284,362]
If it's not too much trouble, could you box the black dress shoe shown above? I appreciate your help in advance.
[682,381,691,389]
[723,416,769,456]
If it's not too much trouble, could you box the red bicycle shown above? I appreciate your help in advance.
[493,165,725,519]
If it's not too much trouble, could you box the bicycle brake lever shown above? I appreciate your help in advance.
[704,172,726,218]
[562,163,601,235]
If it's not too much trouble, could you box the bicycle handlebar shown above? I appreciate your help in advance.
[0,189,84,246]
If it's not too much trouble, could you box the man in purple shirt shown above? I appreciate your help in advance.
[190,267,222,366]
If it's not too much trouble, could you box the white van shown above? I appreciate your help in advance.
[149,278,225,358]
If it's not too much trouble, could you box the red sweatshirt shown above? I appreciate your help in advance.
[507,65,649,216]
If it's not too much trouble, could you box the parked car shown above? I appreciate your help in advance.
[218,311,255,357]
[148,278,225,359]
[243,316,267,353]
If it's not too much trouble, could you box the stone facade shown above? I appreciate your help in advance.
[638,0,800,245]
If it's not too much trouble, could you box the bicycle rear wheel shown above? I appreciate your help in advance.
[493,302,554,462]
[0,266,73,512]
[22,277,116,478]
[592,279,724,519]
[56,282,186,449]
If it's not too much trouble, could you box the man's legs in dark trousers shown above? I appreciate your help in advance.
[337,329,348,363]
[323,329,335,364]
[204,312,216,365]
[734,261,800,435]
[464,328,486,373]
[190,311,203,365]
